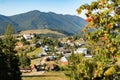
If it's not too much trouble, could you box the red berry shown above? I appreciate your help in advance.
[86,17,92,22]
[107,23,111,29]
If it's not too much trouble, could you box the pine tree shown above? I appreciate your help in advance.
[1,23,21,80]
[0,38,9,80]
[3,23,15,54]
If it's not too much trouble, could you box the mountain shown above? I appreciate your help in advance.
[0,10,87,35]
[0,15,20,34]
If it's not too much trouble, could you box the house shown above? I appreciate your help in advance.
[15,42,24,50]
[85,54,92,58]
[79,38,85,42]
[23,34,34,40]
[38,41,42,45]
[56,51,61,55]
[59,49,72,57]
[34,64,45,71]
[62,49,72,54]
[43,46,50,52]
[46,55,57,61]
[67,40,71,43]
[16,42,23,48]
[38,52,47,57]
[45,63,59,71]
[74,48,92,57]
[20,68,31,73]
[68,42,74,46]
[75,48,87,55]
[75,42,85,46]
[60,56,68,65]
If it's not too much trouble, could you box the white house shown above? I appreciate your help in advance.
[60,56,68,62]
[43,46,49,52]
[23,34,34,40]
[75,48,87,55]
[85,54,92,58]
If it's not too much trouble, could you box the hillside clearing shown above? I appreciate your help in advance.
[20,29,65,36]
[27,48,43,58]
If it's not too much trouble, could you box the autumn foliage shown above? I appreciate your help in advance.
[68,0,120,80]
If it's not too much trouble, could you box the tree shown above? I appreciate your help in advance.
[21,37,30,45]
[32,36,37,44]
[1,23,21,80]
[21,37,26,43]
[68,0,120,80]
[3,23,16,54]
[19,52,31,68]
[0,38,10,80]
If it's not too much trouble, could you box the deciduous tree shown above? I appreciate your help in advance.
[68,0,120,80]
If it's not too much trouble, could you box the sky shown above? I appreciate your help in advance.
[0,0,94,19]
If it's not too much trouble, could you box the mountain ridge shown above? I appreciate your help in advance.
[0,10,87,35]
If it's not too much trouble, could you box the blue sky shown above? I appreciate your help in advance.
[0,0,94,18]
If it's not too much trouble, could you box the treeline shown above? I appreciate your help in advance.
[49,28,74,36]
[0,24,21,80]
[35,33,65,38]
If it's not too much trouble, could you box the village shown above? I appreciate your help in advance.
[15,33,92,75]
[0,0,120,80]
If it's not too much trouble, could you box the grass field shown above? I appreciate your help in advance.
[22,71,69,80]
[30,58,41,66]
[20,29,65,36]
[27,48,43,58]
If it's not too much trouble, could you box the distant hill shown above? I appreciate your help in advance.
[0,15,20,34]
[0,10,87,35]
